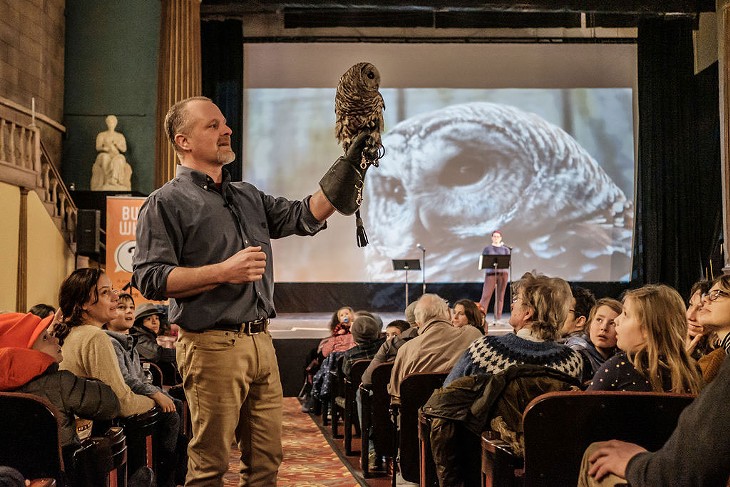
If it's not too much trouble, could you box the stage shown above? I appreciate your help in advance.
[268,312,513,339]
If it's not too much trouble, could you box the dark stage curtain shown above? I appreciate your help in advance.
[202,19,243,182]
[633,18,722,298]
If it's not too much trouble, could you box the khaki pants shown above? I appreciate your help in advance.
[177,329,283,486]
[576,443,630,487]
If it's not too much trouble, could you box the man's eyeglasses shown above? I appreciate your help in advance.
[702,289,730,302]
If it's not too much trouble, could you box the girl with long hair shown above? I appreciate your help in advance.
[588,284,702,394]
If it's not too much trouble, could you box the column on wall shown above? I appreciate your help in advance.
[155,0,202,188]
[719,0,730,273]
[16,188,28,312]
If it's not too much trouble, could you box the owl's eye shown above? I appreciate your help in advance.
[438,157,488,187]
[367,72,375,79]
[380,176,405,205]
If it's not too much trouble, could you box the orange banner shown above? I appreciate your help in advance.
[105,196,162,305]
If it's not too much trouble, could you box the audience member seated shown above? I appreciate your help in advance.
[578,353,730,487]
[130,303,177,364]
[106,293,188,483]
[361,319,415,386]
[587,284,702,394]
[342,312,385,377]
[389,293,482,403]
[565,298,622,381]
[559,285,596,340]
[686,280,714,360]
[445,272,585,386]
[106,294,183,409]
[695,276,730,382]
[0,466,29,487]
[27,304,55,320]
[451,298,486,334]
[53,268,181,487]
[0,312,120,480]
[318,306,357,358]
[404,300,418,327]
[301,307,358,413]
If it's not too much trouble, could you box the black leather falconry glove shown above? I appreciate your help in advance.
[319,131,376,247]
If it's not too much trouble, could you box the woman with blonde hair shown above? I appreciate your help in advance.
[588,284,702,394]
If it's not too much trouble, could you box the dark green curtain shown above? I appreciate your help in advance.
[202,19,244,182]
[633,18,722,298]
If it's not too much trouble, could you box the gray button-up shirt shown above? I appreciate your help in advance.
[132,165,326,331]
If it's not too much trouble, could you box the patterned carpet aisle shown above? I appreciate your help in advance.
[223,397,359,486]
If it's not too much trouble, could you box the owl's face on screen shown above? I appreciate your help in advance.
[362,102,633,282]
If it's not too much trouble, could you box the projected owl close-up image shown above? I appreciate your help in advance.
[362,102,634,282]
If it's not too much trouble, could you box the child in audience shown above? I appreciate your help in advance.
[106,293,180,414]
[588,284,702,393]
[27,303,55,319]
[0,311,120,478]
[361,319,416,386]
[318,306,357,357]
[53,268,181,487]
[559,286,596,339]
[565,298,621,381]
[130,303,177,364]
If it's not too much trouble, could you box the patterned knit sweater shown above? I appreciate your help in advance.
[445,332,585,386]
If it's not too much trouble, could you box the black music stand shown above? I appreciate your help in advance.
[393,259,421,306]
[479,254,511,272]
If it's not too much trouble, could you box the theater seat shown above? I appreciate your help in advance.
[359,362,395,478]
[73,426,128,487]
[0,392,65,484]
[482,390,695,486]
[119,408,161,481]
[393,372,448,486]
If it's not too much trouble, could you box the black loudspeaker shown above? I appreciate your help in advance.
[77,209,101,256]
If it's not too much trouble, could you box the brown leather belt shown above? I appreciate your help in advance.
[209,318,269,335]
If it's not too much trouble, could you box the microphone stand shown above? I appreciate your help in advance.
[504,245,513,302]
[419,246,426,296]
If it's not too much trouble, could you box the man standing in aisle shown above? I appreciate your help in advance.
[132,96,369,486]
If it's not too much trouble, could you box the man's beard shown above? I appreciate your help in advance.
[217,148,236,165]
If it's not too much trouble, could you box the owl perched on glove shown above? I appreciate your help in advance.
[335,62,385,164]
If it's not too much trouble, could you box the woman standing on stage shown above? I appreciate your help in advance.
[479,230,511,322]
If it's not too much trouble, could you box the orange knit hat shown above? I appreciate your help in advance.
[0,312,54,349]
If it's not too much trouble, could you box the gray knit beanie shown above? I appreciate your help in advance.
[351,314,381,344]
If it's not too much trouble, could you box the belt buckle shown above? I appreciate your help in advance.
[244,318,266,336]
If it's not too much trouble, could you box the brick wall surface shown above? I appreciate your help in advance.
[0,0,65,123]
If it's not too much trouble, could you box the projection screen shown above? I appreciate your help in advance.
[242,42,637,283]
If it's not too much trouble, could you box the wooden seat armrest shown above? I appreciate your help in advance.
[481,431,517,458]
[27,480,56,487]
[482,430,524,487]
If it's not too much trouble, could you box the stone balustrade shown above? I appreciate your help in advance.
[0,111,76,248]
